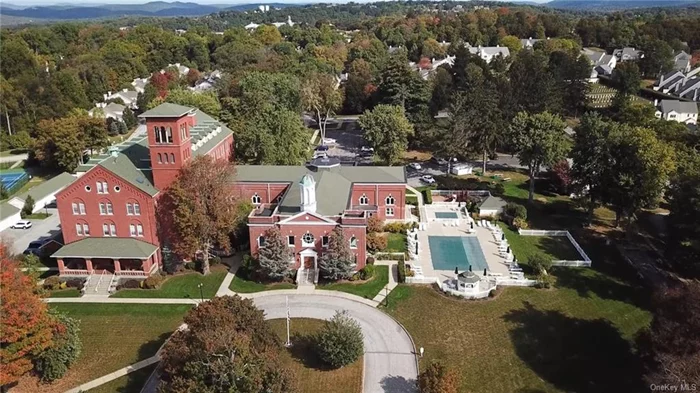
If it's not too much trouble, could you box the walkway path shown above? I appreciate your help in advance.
[371,261,398,305]
[0,152,28,163]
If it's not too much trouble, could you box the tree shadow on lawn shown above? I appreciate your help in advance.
[503,302,645,393]
[138,332,172,361]
[553,267,650,311]
[285,333,337,371]
[380,375,417,393]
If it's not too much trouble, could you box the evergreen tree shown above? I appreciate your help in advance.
[122,107,137,128]
[21,195,35,217]
[257,227,292,281]
[34,312,82,382]
[318,228,355,280]
[117,121,128,135]
[315,311,364,369]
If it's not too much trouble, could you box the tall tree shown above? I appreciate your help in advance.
[159,296,297,393]
[301,72,343,143]
[157,156,240,275]
[0,252,55,386]
[639,39,674,78]
[611,62,641,109]
[343,59,375,114]
[257,227,292,281]
[318,227,355,280]
[152,88,221,118]
[508,111,569,203]
[358,104,414,165]
[507,50,561,115]
[33,116,85,172]
[77,113,109,156]
[377,53,430,123]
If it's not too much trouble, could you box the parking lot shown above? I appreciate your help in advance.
[1,209,62,255]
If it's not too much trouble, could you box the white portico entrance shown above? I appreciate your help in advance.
[298,248,318,285]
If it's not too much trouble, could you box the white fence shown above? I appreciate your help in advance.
[518,229,592,267]
[406,276,440,285]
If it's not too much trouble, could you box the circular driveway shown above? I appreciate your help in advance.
[253,294,418,393]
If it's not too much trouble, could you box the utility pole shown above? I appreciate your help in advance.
[285,296,292,347]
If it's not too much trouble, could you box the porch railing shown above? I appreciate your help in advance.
[94,270,106,292]
[82,273,93,295]
[118,270,149,277]
[63,269,90,276]
[108,273,116,294]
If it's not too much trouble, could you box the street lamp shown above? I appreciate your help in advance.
[197,282,204,303]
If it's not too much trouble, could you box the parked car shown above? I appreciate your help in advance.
[360,146,374,153]
[420,175,436,184]
[322,138,337,145]
[315,145,330,152]
[408,162,422,170]
[11,220,32,230]
[313,151,328,159]
[431,157,448,166]
[23,241,46,256]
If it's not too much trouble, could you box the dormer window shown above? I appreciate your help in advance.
[359,194,369,205]
[252,193,261,205]
[385,195,395,206]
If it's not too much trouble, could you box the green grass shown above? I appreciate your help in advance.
[0,149,27,157]
[18,304,190,392]
[321,265,389,299]
[406,194,418,205]
[22,212,51,219]
[267,318,362,393]
[0,162,16,170]
[384,270,651,393]
[228,275,296,293]
[48,288,81,297]
[385,233,407,253]
[498,223,582,266]
[111,267,226,299]
[87,364,156,393]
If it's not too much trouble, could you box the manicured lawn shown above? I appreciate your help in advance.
[322,265,389,299]
[23,212,51,220]
[229,275,296,293]
[111,266,227,299]
[267,318,362,393]
[87,364,156,393]
[385,232,407,253]
[406,194,418,205]
[48,288,81,297]
[499,223,583,265]
[384,271,651,393]
[15,304,190,393]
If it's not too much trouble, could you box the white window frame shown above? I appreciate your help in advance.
[97,181,108,194]
[252,193,261,205]
[72,203,79,215]
[386,207,394,217]
[126,203,134,216]
[137,224,143,237]
[76,223,83,236]
[322,236,329,248]
[83,224,90,236]
[129,224,136,237]
[99,203,106,215]
[359,194,369,205]
[134,203,140,215]
[385,195,395,206]
[103,223,109,236]
[258,236,266,247]
[302,232,314,247]
[287,235,295,247]
[79,203,86,215]
[350,236,358,249]
[106,202,113,215]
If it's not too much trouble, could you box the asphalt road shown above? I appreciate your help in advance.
[1,208,61,255]
[253,294,418,393]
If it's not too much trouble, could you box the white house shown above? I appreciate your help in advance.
[410,55,456,80]
[520,37,543,50]
[0,202,21,232]
[467,44,510,63]
[103,89,139,109]
[88,102,126,121]
[8,172,75,214]
[131,77,149,94]
[244,22,260,30]
[613,47,642,62]
[164,63,190,77]
[584,49,617,83]
[674,51,692,73]
[478,195,507,217]
[654,68,700,102]
[655,99,698,125]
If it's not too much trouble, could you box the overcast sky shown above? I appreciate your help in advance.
[12,0,552,6]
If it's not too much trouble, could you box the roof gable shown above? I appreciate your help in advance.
[278,211,338,225]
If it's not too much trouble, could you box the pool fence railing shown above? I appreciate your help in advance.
[517,229,592,267]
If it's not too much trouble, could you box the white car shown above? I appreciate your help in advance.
[420,175,436,184]
[322,138,337,145]
[11,220,32,229]
[408,162,422,170]
[360,146,374,153]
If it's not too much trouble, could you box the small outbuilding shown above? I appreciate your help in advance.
[8,172,75,214]
[478,195,507,217]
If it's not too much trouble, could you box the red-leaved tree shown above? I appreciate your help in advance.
[157,155,241,275]
[0,245,56,387]
[551,159,572,195]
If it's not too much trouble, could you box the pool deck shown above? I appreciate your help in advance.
[413,222,511,281]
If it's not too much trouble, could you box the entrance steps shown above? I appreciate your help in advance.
[83,272,115,296]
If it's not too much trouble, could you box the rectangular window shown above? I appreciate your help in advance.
[79,203,86,215]
[322,236,329,248]
[126,203,134,215]
[287,236,295,247]
[258,236,266,247]
[386,207,394,217]
[103,224,109,236]
[350,237,358,249]
[134,203,140,215]
[99,203,106,215]
[97,181,108,194]
[137,224,143,237]
[110,224,116,236]
[130,224,136,237]
[96,182,103,194]
[72,203,78,215]
[76,224,83,236]
[106,203,113,215]
[83,224,90,236]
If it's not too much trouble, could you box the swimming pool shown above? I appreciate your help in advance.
[434,212,459,219]
[428,236,488,272]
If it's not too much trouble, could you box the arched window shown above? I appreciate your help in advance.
[385,195,395,206]
[166,127,173,143]
[359,194,369,205]
[126,201,141,216]
[349,236,358,249]
[157,126,168,144]
[76,221,89,236]
[157,153,162,164]
[96,180,108,194]
[251,193,261,204]
[102,221,117,237]
[71,199,86,215]
[170,153,175,164]
[154,126,161,143]
[129,221,144,237]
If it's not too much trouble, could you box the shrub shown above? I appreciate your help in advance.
[349,273,359,281]
[143,274,164,289]
[209,256,221,266]
[418,361,460,393]
[489,289,498,298]
[367,215,384,233]
[421,189,433,204]
[43,276,61,291]
[118,279,141,290]
[365,256,375,265]
[513,217,529,230]
[315,311,364,368]
[492,182,505,196]
[504,202,527,220]
[397,259,406,283]
[34,313,82,382]
[366,232,387,253]
[184,261,197,270]
[535,273,555,289]
[528,253,553,275]
[359,264,375,280]
[383,221,411,234]
[21,195,35,218]
[64,279,84,290]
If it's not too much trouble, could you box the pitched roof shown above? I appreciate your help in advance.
[98,152,159,196]
[479,195,507,210]
[138,103,195,118]
[0,202,20,221]
[660,100,699,115]
[13,172,75,203]
[51,238,158,259]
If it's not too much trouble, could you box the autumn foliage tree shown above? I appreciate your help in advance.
[157,155,240,275]
[418,362,460,393]
[0,250,55,386]
[158,296,297,393]
[550,160,572,195]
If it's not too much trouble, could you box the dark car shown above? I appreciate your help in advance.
[315,145,330,152]
[23,241,45,256]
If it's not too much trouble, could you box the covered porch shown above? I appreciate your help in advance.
[52,238,160,278]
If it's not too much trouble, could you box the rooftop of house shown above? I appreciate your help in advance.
[0,202,20,221]
[659,100,699,115]
[12,172,75,203]
[52,237,159,259]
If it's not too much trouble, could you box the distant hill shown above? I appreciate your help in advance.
[0,2,298,21]
[545,0,700,10]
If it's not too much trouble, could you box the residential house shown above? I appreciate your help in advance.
[467,44,510,64]
[583,49,617,83]
[654,68,700,102]
[410,56,456,80]
[163,63,190,77]
[131,77,149,94]
[613,47,642,62]
[103,89,138,109]
[245,22,260,30]
[520,37,543,50]
[674,51,692,73]
[655,99,698,125]
[89,102,126,121]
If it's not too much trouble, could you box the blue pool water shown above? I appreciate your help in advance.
[428,236,488,272]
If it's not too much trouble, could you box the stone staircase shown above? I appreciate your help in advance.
[83,271,115,296]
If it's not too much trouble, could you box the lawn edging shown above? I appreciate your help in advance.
[518,229,592,267]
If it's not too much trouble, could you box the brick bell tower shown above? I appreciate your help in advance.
[139,103,196,191]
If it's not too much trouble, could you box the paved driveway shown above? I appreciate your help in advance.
[253,294,418,393]
[0,208,61,254]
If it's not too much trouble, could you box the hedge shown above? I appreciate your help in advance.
[421,189,433,204]
[397,259,406,283]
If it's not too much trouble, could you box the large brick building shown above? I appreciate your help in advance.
[52,103,408,282]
